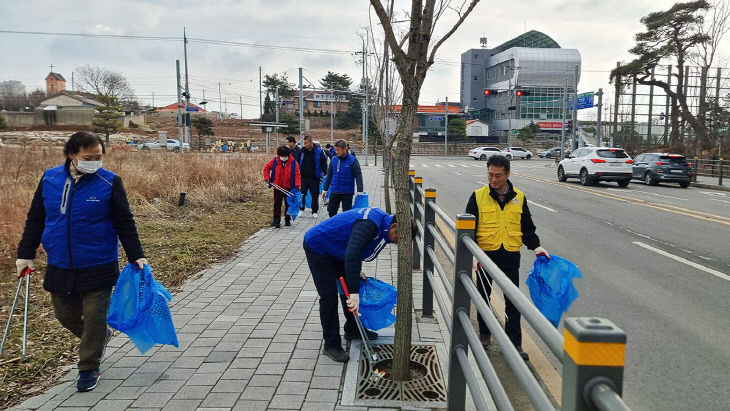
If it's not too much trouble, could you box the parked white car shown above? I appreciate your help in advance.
[501,146,533,160]
[557,146,633,187]
[138,139,190,152]
[468,146,502,161]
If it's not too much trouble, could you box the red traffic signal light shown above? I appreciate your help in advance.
[515,90,530,96]
[483,89,497,96]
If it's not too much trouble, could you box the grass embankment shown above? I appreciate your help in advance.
[0,146,270,408]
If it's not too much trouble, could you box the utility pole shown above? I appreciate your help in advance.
[152,92,154,108]
[259,66,263,120]
[71,71,74,92]
[330,91,334,144]
[444,97,449,155]
[507,75,512,148]
[176,60,183,153]
[239,96,243,120]
[299,67,304,142]
[364,67,370,166]
[183,27,192,146]
[572,64,579,148]
[561,76,568,158]
[275,86,280,142]
[596,88,603,146]
[218,82,223,123]
[360,40,367,164]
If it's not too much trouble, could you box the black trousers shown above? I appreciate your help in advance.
[301,178,321,213]
[327,193,353,217]
[303,241,357,349]
[476,248,522,347]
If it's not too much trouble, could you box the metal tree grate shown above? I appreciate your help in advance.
[357,344,447,403]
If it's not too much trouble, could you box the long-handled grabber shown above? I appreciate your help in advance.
[270,183,293,197]
[1,267,33,361]
[339,277,382,379]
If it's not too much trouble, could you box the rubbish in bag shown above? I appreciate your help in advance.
[305,191,312,208]
[286,187,303,220]
[107,263,178,354]
[358,277,397,330]
[526,255,582,327]
[353,192,369,209]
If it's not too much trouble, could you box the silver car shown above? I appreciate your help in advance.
[469,146,502,161]
[138,139,190,152]
[501,146,533,160]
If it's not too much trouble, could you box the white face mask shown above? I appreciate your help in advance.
[279,156,288,162]
[76,160,102,174]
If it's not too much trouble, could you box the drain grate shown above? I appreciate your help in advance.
[357,344,447,403]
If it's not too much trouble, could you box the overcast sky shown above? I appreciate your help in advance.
[1,0,728,120]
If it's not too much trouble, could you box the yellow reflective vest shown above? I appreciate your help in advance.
[475,185,525,252]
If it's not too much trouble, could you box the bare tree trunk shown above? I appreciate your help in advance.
[391,86,418,381]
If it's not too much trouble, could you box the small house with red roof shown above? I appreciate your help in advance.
[156,102,208,112]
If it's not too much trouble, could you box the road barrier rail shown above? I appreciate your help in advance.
[408,172,631,411]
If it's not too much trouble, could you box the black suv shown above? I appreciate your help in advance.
[631,153,692,188]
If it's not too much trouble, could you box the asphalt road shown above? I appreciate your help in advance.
[407,155,730,410]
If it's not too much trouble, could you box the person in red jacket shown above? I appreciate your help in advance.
[263,146,301,228]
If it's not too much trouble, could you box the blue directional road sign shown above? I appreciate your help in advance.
[428,116,444,121]
[569,92,595,111]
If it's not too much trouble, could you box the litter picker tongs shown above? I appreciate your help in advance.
[1,267,33,361]
[339,277,384,379]
[270,183,293,197]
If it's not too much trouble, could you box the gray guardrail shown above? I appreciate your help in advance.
[408,172,631,411]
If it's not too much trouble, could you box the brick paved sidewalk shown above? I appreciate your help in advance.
[14,164,448,411]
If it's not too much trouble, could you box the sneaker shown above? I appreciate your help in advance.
[312,212,318,219]
[479,334,490,349]
[284,219,291,227]
[323,346,349,362]
[272,220,281,228]
[76,369,100,392]
[515,345,529,361]
[344,329,378,341]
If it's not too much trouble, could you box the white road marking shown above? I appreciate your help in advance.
[699,191,727,197]
[435,164,443,168]
[422,164,429,168]
[453,172,463,176]
[711,198,730,204]
[528,200,557,213]
[461,164,471,168]
[475,180,488,186]
[606,188,687,201]
[633,241,730,282]
[448,164,456,168]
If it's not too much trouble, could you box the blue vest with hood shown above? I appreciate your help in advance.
[298,146,323,179]
[304,207,394,261]
[329,153,356,194]
[41,162,119,269]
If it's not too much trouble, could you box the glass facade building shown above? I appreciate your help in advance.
[461,31,581,135]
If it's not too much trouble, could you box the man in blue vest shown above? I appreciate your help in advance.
[298,135,328,218]
[322,139,363,217]
[16,131,147,392]
[304,207,398,362]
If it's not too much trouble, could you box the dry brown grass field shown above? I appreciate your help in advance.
[0,145,271,408]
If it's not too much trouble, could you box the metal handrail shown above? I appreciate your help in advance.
[460,272,557,410]
[463,236,564,359]
[416,202,425,220]
[417,184,426,196]
[592,383,632,411]
[456,309,514,411]
[429,201,457,233]
[455,345,492,411]
[415,219,425,239]
[427,224,456,265]
[425,246,453,298]
[425,269,453,332]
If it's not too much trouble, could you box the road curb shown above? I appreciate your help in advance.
[691,182,730,192]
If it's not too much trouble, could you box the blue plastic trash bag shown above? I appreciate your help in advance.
[353,192,369,209]
[526,255,582,327]
[358,277,397,331]
[305,191,312,209]
[320,180,330,199]
[286,188,303,220]
[107,263,179,354]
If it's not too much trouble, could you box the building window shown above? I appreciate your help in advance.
[313,101,321,108]
[473,76,478,81]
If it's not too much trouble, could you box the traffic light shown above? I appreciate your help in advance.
[515,90,530,96]
[483,89,497,96]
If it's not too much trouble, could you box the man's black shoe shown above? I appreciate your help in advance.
[285,219,291,226]
[344,329,378,341]
[323,346,349,362]
[479,334,490,349]
[515,345,529,361]
[272,220,281,228]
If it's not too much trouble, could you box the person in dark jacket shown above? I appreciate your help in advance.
[297,135,328,218]
[285,136,302,161]
[324,143,334,158]
[322,139,363,217]
[263,145,302,228]
[465,155,549,360]
[16,131,147,392]
[303,207,397,362]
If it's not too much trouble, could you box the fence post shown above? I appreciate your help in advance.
[692,157,698,182]
[422,187,436,318]
[561,317,626,411]
[719,158,724,186]
[447,214,476,411]
[408,169,416,215]
[412,176,423,270]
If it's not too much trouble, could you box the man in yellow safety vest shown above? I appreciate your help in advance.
[465,154,549,360]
